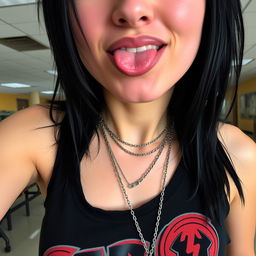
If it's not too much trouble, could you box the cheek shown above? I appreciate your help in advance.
[162,0,205,34]
[73,1,107,47]
[162,0,205,72]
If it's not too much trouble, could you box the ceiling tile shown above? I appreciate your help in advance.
[0,1,36,7]
[244,44,256,58]
[243,11,256,27]
[0,4,39,23]
[13,22,46,35]
[0,19,7,25]
[241,0,251,10]
[0,23,24,37]
[245,0,256,11]
[245,27,256,47]
[29,34,49,47]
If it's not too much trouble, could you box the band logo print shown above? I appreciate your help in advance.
[43,213,219,256]
[156,213,219,256]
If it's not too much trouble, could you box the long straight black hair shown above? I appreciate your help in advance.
[36,0,245,225]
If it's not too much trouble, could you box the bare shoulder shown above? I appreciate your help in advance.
[24,104,64,193]
[1,103,61,143]
[217,122,256,201]
[0,103,61,131]
[0,104,54,157]
[0,104,64,219]
[217,122,256,191]
[1,103,64,186]
[217,122,256,255]
[217,122,256,162]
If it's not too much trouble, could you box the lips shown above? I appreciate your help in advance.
[107,35,167,54]
[106,35,168,76]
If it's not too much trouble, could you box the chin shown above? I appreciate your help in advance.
[117,90,169,104]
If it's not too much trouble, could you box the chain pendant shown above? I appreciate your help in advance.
[128,180,141,188]
[99,122,173,256]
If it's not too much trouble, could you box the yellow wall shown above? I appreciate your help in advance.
[225,87,237,125]
[237,77,256,132]
[225,77,256,132]
[40,97,50,105]
[0,93,49,111]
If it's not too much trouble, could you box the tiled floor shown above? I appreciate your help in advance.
[0,194,255,255]
[0,195,44,256]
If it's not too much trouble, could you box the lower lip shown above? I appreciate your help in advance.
[107,45,167,76]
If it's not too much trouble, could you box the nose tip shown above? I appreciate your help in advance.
[112,1,154,27]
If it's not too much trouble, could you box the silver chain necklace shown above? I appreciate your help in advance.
[114,137,167,188]
[100,118,167,157]
[99,123,173,256]
[101,118,167,148]
[100,120,168,188]
[99,118,170,188]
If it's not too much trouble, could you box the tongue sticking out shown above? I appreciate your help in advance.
[113,48,158,72]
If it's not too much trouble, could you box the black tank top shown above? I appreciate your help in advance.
[39,153,231,256]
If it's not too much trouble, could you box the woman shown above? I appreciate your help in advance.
[0,0,255,255]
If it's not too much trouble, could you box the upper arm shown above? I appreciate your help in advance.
[0,106,40,221]
[218,123,256,256]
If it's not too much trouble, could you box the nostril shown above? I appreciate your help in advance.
[118,16,148,25]
[119,18,126,24]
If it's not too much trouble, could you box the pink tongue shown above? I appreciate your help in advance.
[113,48,157,71]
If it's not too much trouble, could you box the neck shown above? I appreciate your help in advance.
[101,89,173,145]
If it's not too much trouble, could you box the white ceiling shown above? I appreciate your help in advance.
[0,0,255,98]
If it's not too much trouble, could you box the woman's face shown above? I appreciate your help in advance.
[70,0,206,103]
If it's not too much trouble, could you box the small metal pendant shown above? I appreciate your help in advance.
[128,180,141,188]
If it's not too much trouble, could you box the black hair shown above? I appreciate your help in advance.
[36,0,245,225]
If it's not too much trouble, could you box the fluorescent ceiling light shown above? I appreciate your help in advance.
[0,0,36,7]
[0,83,31,88]
[46,70,58,76]
[41,91,54,94]
[242,58,254,65]
[232,58,254,66]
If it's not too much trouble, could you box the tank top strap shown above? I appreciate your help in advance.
[43,118,77,208]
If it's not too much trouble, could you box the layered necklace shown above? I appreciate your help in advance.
[98,118,175,256]
[100,119,169,188]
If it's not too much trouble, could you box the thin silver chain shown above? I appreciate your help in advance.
[99,123,173,256]
[100,118,167,157]
[116,137,167,188]
[99,119,175,189]
[101,118,167,148]
[100,123,168,188]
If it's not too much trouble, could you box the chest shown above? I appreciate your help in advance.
[35,131,236,209]
[36,133,182,209]
[80,135,183,211]
[39,144,231,256]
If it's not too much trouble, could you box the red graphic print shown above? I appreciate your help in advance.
[43,213,219,256]
[156,213,219,256]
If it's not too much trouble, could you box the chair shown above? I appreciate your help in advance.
[0,224,11,252]
[0,183,41,253]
